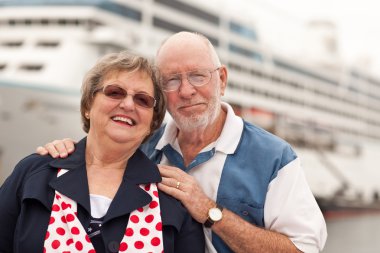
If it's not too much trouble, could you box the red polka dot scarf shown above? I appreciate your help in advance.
[44,169,164,252]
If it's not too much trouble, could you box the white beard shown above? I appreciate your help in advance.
[170,85,222,132]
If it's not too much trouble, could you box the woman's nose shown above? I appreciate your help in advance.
[119,94,136,110]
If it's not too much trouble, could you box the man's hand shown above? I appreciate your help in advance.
[158,164,215,223]
[35,138,76,158]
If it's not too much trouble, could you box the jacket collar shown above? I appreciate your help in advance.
[49,137,161,183]
[48,137,162,221]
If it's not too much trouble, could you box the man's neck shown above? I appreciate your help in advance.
[177,108,227,167]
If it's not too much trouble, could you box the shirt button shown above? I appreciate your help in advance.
[242,210,249,216]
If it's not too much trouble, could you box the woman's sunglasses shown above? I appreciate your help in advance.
[96,84,156,108]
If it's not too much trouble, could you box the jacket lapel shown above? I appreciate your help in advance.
[39,138,185,230]
[49,166,91,214]
[103,179,151,223]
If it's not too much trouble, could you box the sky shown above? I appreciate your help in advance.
[222,0,380,76]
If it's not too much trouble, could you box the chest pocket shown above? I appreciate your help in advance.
[219,198,264,227]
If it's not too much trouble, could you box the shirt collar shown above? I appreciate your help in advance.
[155,102,244,154]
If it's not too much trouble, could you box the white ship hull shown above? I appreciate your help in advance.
[1,0,380,205]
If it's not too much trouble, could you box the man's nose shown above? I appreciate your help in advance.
[178,76,196,98]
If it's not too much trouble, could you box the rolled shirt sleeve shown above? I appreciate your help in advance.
[264,157,327,253]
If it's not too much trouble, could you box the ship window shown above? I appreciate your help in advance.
[229,21,258,41]
[153,16,219,46]
[229,43,262,62]
[86,19,104,31]
[273,58,338,86]
[97,2,142,22]
[8,19,16,26]
[41,19,49,25]
[1,41,23,47]
[19,64,43,71]
[65,19,80,26]
[155,0,219,25]
[36,41,60,47]
[58,19,67,25]
[0,64,6,71]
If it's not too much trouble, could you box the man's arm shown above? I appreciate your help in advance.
[35,138,76,158]
[158,165,303,253]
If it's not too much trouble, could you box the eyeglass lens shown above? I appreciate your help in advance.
[102,85,156,108]
[163,69,217,92]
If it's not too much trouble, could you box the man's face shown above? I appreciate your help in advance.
[156,37,226,131]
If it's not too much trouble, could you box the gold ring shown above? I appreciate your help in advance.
[176,181,181,189]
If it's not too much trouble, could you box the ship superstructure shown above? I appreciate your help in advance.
[1,0,379,204]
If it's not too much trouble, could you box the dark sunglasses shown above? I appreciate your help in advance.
[96,84,156,108]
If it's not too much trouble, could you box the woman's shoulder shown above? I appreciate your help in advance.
[7,153,56,184]
[15,153,55,173]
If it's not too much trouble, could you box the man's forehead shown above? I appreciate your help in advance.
[159,63,214,75]
[156,50,213,73]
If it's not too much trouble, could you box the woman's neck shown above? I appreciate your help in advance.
[85,136,139,199]
[85,135,137,168]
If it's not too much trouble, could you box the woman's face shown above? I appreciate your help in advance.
[87,70,154,146]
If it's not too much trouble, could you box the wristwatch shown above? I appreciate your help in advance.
[204,204,224,228]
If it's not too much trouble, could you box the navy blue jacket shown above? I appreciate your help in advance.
[0,138,205,253]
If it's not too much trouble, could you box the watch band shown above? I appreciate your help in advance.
[204,204,224,228]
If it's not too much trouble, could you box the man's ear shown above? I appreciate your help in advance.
[218,65,228,96]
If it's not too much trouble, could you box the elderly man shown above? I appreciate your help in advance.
[37,31,327,253]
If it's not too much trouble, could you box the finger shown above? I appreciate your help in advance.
[54,140,70,158]
[62,138,76,154]
[158,182,186,201]
[36,146,48,155]
[158,164,188,178]
[161,177,184,190]
[44,142,61,158]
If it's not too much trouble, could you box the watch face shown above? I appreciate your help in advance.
[209,208,223,221]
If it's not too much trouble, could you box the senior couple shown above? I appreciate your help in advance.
[0,31,327,253]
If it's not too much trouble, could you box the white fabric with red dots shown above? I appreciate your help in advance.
[44,168,164,252]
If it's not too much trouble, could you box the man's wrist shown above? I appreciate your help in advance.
[204,204,224,228]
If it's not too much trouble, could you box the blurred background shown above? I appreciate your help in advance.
[1,0,379,252]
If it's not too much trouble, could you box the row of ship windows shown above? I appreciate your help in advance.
[0,0,218,26]
[0,64,43,72]
[0,40,57,71]
[228,81,380,132]
[272,59,380,99]
[228,62,380,113]
[351,70,380,88]
[0,41,59,48]
[265,59,380,100]
[1,0,258,43]
[0,16,258,62]
[0,18,102,28]
[155,0,258,41]
[273,59,338,86]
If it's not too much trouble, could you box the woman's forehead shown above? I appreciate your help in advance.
[102,70,154,91]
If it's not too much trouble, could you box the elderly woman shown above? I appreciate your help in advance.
[0,51,205,253]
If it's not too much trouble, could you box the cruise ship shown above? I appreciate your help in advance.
[1,0,380,209]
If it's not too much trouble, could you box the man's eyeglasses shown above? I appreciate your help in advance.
[95,84,156,108]
[162,67,220,92]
